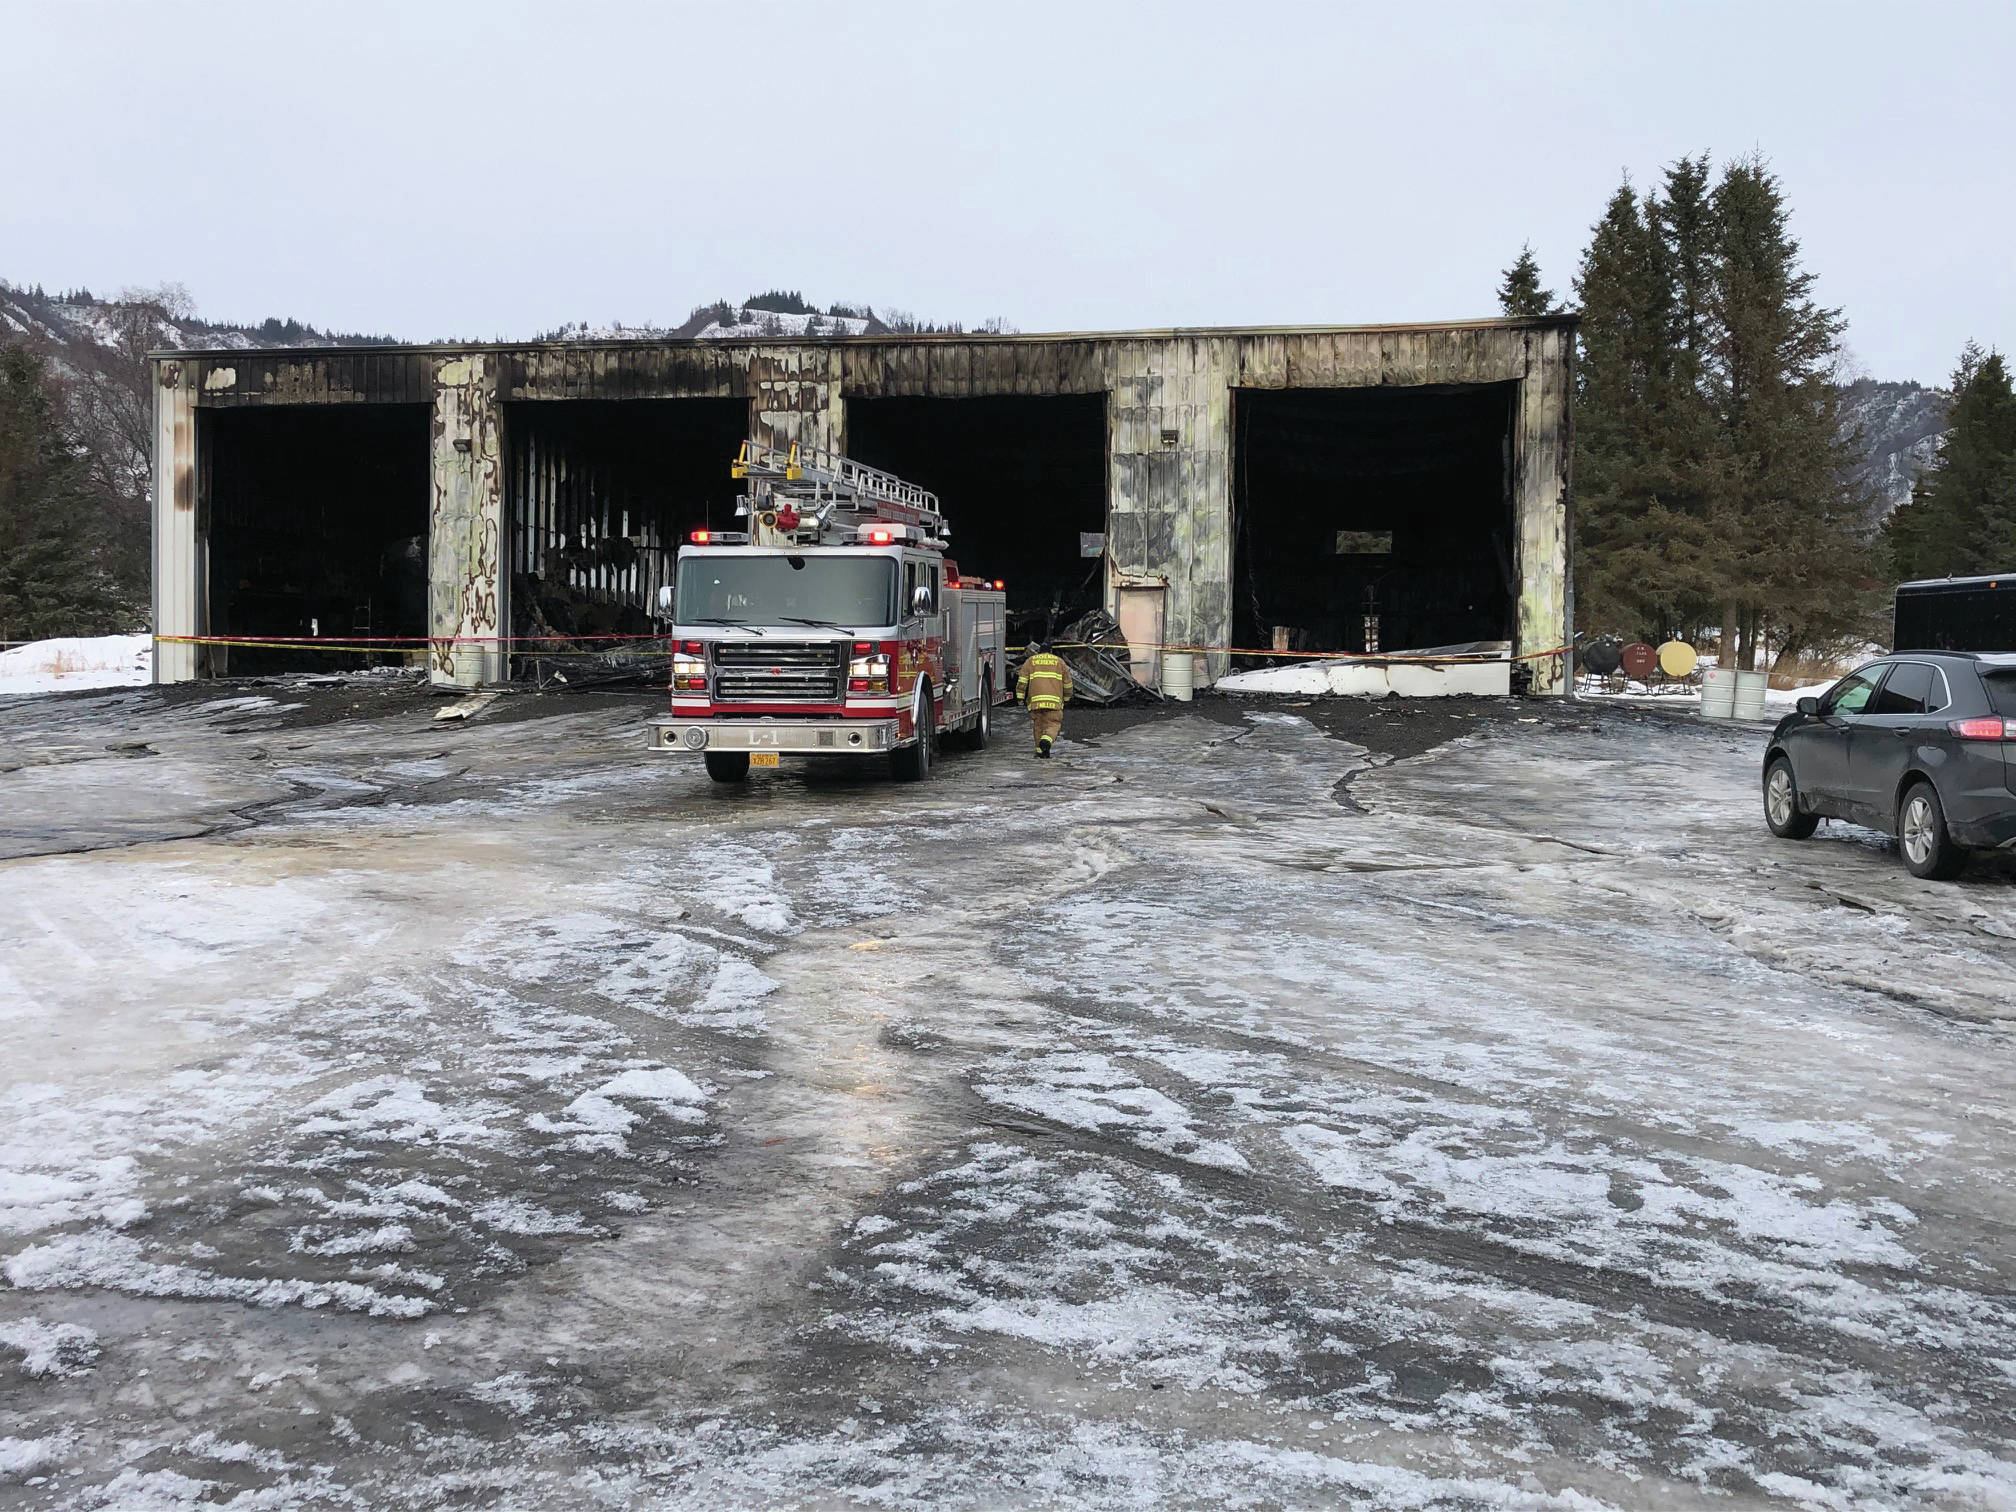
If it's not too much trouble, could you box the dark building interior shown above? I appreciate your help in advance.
[1233,384,1517,655]
[846,395,1107,635]
[205,405,431,675]
[504,398,747,659]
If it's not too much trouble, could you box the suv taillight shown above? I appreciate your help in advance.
[1949,717,2016,739]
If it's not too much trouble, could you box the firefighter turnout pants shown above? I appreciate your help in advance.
[1030,707,1063,751]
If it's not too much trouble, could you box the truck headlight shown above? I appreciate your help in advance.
[848,653,890,694]
[672,654,708,693]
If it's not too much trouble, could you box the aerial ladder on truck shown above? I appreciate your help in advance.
[727,441,947,549]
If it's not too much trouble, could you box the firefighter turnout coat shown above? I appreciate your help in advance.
[1017,652,1073,710]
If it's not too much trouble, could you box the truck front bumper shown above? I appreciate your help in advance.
[645,718,901,755]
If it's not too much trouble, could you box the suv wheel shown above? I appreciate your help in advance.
[1899,780,1965,880]
[1763,757,1818,839]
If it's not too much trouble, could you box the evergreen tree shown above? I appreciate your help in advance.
[0,345,120,641]
[1886,344,2016,578]
[1497,245,1555,317]
[1657,155,1716,375]
[1571,154,1874,659]
[1572,181,1717,635]
[1641,156,1730,620]
[1706,155,1871,663]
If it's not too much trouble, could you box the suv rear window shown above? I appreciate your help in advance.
[1985,672,2016,717]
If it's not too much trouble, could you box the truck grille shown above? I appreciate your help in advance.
[712,640,844,703]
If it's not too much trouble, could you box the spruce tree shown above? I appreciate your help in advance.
[1706,155,1871,664]
[0,345,120,642]
[1886,344,2016,579]
[1570,154,1873,658]
[1573,181,1718,635]
[1497,245,1555,317]
[1658,156,1716,377]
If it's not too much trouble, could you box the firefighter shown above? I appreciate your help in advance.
[1016,637,1073,758]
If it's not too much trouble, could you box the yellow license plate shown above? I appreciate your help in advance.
[749,751,781,768]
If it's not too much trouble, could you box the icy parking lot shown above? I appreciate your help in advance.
[2,678,2014,1510]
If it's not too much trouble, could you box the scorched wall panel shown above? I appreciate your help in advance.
[153,319,1574,692]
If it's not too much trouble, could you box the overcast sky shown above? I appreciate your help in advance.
[3,0,2009,383]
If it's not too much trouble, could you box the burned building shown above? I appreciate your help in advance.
[150,317,1575,691]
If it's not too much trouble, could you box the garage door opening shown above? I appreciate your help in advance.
[845,395,1106,637]
[206,404,430,676]
[506,398,747,675]
[1233,385,1516,656]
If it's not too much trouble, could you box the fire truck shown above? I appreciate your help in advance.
[645,442,1009,783]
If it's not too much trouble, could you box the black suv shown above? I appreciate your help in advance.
[1762,652,2016,878]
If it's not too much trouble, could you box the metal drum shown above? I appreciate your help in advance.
[1161,650,1195,702]
[1733,669,1769,721]
[1700,666,1737,718]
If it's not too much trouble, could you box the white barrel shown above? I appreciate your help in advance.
[1161,650,1195,702]
[1699,666,1736,719]
[1733,669,1769,721]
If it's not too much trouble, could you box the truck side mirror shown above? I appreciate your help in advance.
[912,585,935,615]
[657,585,673,613]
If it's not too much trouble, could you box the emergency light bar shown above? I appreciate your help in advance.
[689,530,751,544]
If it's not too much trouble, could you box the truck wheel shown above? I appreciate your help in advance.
[946,673,993,752]
[891,682,934,782]
[967,674,992,750]
[704,751,750,784]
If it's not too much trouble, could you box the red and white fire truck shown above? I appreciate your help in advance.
[645,442,1008,783]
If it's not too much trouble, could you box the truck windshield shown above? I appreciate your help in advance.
[676,554,897,627]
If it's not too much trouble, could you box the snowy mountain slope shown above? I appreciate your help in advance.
[533,307,881,343]
[1839,377,1951,524]
[0,280,387,361]
[682,306,878,340]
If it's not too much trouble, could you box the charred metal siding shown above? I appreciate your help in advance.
[153,318,1576,691]
[507,422,683,638]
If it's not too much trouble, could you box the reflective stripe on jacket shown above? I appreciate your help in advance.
[1017,652,1073,710]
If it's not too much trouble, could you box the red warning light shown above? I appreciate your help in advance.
[690,529,711,544]
[993,579,1005,590]
[867,529,893,545]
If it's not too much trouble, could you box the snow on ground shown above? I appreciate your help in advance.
[0,634,151,696]
[1575,678,1839,713]
[1217,656,1510,697]
[1,682,2013,1508]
